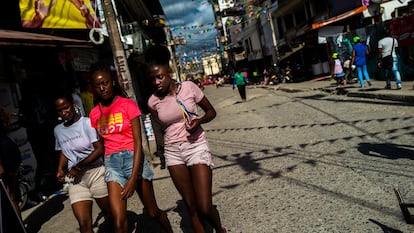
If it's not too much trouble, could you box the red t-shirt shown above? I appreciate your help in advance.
[89,96,141,156]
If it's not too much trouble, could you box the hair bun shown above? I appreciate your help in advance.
[144,45,171,66]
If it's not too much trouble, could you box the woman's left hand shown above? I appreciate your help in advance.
[121,179,137,200]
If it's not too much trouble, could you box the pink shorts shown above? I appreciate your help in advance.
[164,140,214,168]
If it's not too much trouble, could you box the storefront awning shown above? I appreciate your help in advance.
[0,29,93,48]
[311,5,367,30]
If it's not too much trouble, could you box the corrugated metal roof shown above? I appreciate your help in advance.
[0,29,93,47]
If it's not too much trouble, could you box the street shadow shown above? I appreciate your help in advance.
[296,93,414,107]
[73,209,166,233]
[368,219,403,233]
[23,194,68,233]
[358,142,414,159]
[92,211,114,233]
[173,200,193,233]
[297,93,329,100]
[334,87,348,95]
[172,200,214,233]
[358,87,384,92]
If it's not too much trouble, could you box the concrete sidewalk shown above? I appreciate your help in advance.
[258,76,414,103]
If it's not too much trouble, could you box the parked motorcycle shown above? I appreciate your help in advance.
[268,66,283,85]
[282,67,292,83]
[267,64,292,84]
[189,78,205,90]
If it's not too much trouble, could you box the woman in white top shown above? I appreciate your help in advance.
[54,91,112,233]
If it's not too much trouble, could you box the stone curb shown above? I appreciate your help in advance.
[258,84,414,103]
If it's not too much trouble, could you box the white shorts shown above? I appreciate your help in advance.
[66,165,108,204]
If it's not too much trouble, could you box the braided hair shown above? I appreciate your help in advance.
[89,61,128,100]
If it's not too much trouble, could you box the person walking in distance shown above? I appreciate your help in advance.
[331,52,346,88]
[378,29,402,90]
[350,36,372,88]
[233,68,247,102]
[89,62,173,233]
[144,45,227,233]
[53,91,112,233]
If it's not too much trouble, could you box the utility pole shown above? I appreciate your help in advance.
[101,0,135,100]
[101,0,151,156]
[267,3,280,64]
[165,26,182,82]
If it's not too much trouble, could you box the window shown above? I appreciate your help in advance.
[294,6,307,24]
[284,14,294,29]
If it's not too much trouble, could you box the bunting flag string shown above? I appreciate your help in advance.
[173,28,216,39]
[225,4,267,35]
[174,0,266,65]
[171,1,266,39]
[170,22,216,31]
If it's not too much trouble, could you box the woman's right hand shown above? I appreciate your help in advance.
[56,170,65,183]
[67,167,81,179]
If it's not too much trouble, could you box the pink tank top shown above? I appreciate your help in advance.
[334,59,343,74]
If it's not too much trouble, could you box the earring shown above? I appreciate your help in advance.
[74,105,80,115]
[113,81,116,86]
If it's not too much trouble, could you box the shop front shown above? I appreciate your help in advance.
[386,13,414,80]
[0,29,99,202]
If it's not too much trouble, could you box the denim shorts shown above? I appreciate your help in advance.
[104,150,154,187]
[334,72,345,79]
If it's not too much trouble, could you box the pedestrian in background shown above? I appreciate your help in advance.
[144,45,227,233]
[378,29,402,90]
[0,107,22,219]
[53,91,112,233]
[233,68,247,102]
[350,36,372,88]
[331,52,346,88]
[89,62,173,233]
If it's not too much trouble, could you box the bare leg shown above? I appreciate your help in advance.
[95,195,112,220]
[190,164,225,233]
[71,200,94,233]
[169,164,205,233]
[107,181,128,233]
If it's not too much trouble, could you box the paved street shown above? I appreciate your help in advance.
[21,78,414,233]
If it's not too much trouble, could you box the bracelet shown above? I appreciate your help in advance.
[74,166,82,171]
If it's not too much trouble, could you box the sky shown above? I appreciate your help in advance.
[159,0,219,63]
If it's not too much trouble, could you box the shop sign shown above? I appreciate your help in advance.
[387,14,414,47]
[71,49,99,72]
[19,0,101,29]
